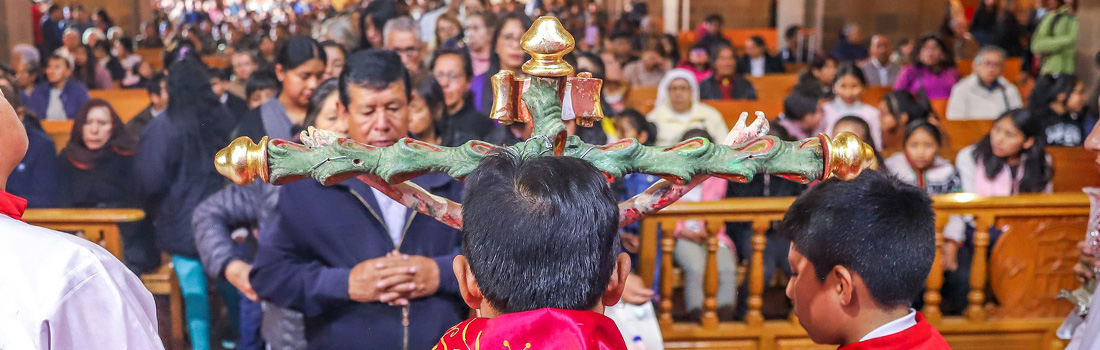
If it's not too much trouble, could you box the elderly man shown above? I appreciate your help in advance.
[384,16,429,86]
[0,86,163,350]
[859,35,901,87]
[945,47,1022,120]
[249,50,466,350]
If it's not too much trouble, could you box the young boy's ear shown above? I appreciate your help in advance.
[602,252,633,307]
[453,255,484,310]
[832,265,855,306]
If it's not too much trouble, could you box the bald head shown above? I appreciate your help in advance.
[0,89,28,190]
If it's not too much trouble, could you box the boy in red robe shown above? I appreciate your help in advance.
[433,152,633,350]
[779,170,952,350]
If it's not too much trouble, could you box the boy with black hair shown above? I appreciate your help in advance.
[434,152,632,349]
[779,170,950,349]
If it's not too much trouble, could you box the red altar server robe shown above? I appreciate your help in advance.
[840,312,951,350]
[432,308,628,350]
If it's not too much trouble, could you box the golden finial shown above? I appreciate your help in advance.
[822,132,877,181]
[214,136,270,185]
[520,16,575,77]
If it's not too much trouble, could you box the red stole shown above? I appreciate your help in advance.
[839,313,951,350]
[0,190,27,222]
[432,308,628,350]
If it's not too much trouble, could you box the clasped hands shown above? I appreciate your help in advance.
[349,251,440,306]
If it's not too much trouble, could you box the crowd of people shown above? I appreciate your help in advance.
[0,0,1093,349]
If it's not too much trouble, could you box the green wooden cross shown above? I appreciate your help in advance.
[213,16,876,229]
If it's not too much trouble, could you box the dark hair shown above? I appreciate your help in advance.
[779,170,935,307]
[748,35,766,49]
[62,98,136,168]
[609,29,633,41]
[48,4,61,14]
[796,55,837,93]
[46,54,72,69]
[680,128,713,142]
[416,76,446,119]
[784,25,801,39]
[359,0,400,50]
[274,35,326,71]
[430,48,474,80]
[783,93,819,121]
[575,51,607,81]
[94,8,114,28]
[462,152,620,314]
[910,34,956,71]
[616,108,655,146]
[303,78,340,128]
[245,65,279,99]
[883,90,935,124]
[339,49,410,106]
[1027,75,1078,112]
[319,40,347,59]
[972,109,1052,193]
[488,12,533,75]
[903,120,943,145]
[835,116,873,145]
[705,14,723,25]
[146,73,166,95]
[117,37,135,54]
[833,62,866,86]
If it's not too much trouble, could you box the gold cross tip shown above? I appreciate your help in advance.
[521,16,575,77]
[823,132,877,181]
[214,136,270,185]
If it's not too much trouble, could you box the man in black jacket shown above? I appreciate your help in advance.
[736,36,786,77]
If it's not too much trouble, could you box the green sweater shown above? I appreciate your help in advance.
[1031,6,1078,76]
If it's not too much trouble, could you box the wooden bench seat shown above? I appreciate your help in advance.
[89,89,150,122]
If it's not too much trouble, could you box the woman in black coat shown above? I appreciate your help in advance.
[59,98,157,274]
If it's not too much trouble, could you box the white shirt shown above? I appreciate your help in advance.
[749,57,766,77]
[859,310,918,342]
[370,188,408,246]
[0,215,163,349]
[45,88,67,120]
[870,58,889,86]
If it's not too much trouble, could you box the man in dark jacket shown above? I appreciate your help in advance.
[126,74,168,139]
[4,87,60,208]
[40,5,64,57]
[249,49,467,350]
[26,55,90,120]
[736,36,786,77]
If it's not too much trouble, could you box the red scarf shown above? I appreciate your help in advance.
[839,312,951,350]
[0,190,28,222]
[432,308,628,350]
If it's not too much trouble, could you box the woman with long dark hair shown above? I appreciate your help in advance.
[59,99,157,273]
[469,12,532,114]
[134,56,238,350]
[236,35,327,141]
[957,108,1052,195]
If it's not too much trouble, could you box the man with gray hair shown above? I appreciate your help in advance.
[384,16,429,86]
[946,46,1023,120]
[10,44,41,71]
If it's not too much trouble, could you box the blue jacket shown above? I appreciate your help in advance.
[250,174,467,350]
[7,124,60,207]
[26,80,90,120]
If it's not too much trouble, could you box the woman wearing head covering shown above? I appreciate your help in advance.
[645,68,728,146]
[59,98,158,273]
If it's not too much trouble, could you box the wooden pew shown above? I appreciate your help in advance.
[136,48,164,71]
[939,119,993,160]
[89,89,150,122]
[956,57,1023,83]
[862,86,892,106]
[703,99,784,127]
[41,120,74,151]
[203,55,229,69]
[677,28,779,58]
[626,86,659,114]
[744,73,799,101]
[1049,147,1100,192]
[24,209,184,350]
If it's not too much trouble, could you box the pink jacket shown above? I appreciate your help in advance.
[673,178,737,257]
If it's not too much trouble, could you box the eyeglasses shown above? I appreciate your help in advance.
[433,71,464,82]
[391,46,420,56]
[500,34,522,45]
